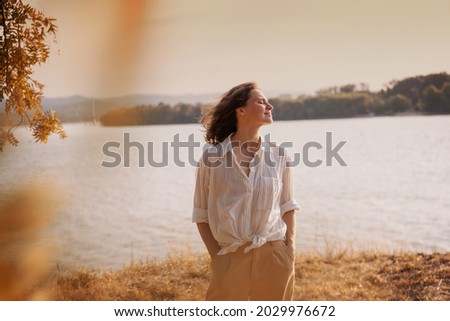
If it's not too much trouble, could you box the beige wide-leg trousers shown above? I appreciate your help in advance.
[206,240,295,301]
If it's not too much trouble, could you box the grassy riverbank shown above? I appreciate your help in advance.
[1,188,448,300]
[51,251,449,301]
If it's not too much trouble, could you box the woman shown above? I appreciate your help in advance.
[192,82,300,300]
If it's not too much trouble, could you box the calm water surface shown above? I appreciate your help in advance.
[1,115,449,270]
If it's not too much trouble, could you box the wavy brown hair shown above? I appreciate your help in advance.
[200,82,258,144]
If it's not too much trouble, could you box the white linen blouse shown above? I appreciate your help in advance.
[192,133,300,255]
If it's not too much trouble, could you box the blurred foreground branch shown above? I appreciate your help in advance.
[0,185,56,300]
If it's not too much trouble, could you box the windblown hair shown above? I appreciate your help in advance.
[200,82,258,144]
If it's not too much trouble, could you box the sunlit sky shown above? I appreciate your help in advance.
[30,0,450,98]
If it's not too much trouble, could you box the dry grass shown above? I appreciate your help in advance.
[53,255,211,300]
[51,250,449,301]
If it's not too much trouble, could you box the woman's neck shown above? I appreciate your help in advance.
[231,127,260,144]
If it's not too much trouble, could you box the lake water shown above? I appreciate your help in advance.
[1,115,449,270]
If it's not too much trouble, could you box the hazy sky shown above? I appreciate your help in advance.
[30,0,450,98]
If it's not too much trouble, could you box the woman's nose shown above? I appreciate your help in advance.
[266,102,273,110]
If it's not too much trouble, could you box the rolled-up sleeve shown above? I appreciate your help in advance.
[192,156,210,223]
[279,151,301,216]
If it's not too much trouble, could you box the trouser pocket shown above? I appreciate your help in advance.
[271,240,295,268]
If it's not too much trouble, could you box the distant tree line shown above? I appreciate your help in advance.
[100,103,203,126]
[100,73,450,126]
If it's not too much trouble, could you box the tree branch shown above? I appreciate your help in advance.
[0,0,10,86]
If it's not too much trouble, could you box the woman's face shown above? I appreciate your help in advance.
[239,89,273,126]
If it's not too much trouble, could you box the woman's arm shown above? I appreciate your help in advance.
[283,210,296,253]
[197,222,220,258]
